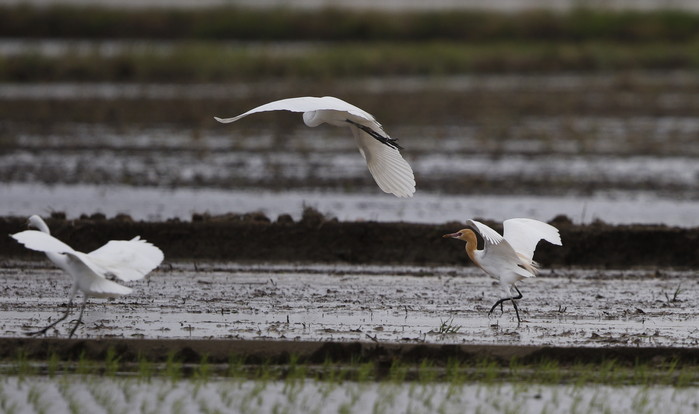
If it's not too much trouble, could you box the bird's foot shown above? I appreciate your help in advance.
[345,119,403,150]
[25,328,48,337]
[68,320,84,339]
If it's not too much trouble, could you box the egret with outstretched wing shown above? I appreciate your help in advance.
[215,96,416,198]
[443,218,562,324]
[11,215,164,338]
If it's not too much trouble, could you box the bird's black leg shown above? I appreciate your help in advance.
[511,298,521,325]
[68,297,88,339]
[489,298,508,315]
[26,299,73,336]
[511,286,523,324]
[345,119,403,150]
[488,286,524,324]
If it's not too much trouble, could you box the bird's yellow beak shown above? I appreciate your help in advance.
[443,232,461,239]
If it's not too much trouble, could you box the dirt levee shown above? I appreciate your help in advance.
[2,213,697,267]
[3,338,699,366]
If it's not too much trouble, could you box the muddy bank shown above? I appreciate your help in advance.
[3,337,699,366]
[1,213,698,267]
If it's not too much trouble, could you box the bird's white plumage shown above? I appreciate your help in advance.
[11,230,163,289]
[351,125,415,198]
[466,219,505,245]
[64,254,133,297]
[11,215,164,337]
[214,96,374,124]
[503,218,562,262]
[215,96,415,198]
[87,236,165,282]
[445,217,563,323]
[11,230,75,255]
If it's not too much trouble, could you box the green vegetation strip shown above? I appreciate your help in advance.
[2,40,699,82]
[2,338,698,385]
[2,6,699,81]
[2,6,699,42]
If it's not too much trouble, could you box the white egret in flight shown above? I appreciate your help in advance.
[215,96,416,198]
[11,215,164,338]
[443,218,562,324]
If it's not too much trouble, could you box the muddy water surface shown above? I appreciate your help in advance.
[2,262,696,347]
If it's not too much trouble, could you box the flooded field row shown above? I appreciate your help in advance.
[2,375,697,414]
[3,183,699,227]
[3,143,698,195]
[1,262,696,347]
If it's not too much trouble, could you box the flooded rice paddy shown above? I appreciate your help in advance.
[2,375,698,414]
[2,65,699,412]
[3,2,699,410]
[2,73,699,225]
[1,262,696,347]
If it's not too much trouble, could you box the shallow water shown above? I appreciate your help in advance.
[2,375,697,414]
[4,183,699,226]
[1,262,696,347]
[3,74,699,225]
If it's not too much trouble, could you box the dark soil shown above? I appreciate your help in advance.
[2,213,698,267]
[3,337,699,367]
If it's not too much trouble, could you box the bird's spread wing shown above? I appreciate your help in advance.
[352,126,415,198]
[11,230,135,297]
[466,220,504,245]
[503,218,562,261]
[215,96,374,124]
[11,230,76,255]
[64,254,133,297]
[87,236,164,282]
[467,220,533,278]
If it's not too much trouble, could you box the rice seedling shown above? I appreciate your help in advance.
[47,352,60,378]
[164,351,182,383]
[103,347,120,378]
[357,361,375,383]
[12,349,34,378]
[193,354,211,382]
[417,359,438,384]
[75,351,93,377]
[137,353,154,382]
[226,354,246,379]
[437,318,461,335]
[665,284,684,303]
[388,360,408,383]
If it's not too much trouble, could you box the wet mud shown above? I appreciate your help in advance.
[1,263,697,361]
[1,213,698,267]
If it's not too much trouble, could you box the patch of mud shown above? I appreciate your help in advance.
[0,263,697,352]
[1,214,698,267]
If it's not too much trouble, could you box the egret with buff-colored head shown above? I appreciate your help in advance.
[444,218,562,324]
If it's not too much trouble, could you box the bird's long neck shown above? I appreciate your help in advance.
[462,230,480,265]
[32,218,51,234]
[30,217,68,269]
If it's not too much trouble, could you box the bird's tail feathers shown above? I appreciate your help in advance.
[517,253,540,276]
